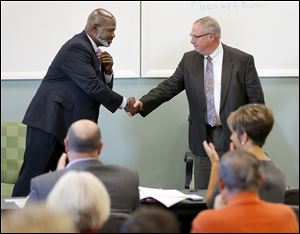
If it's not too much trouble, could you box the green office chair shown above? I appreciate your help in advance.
[1,121,26,197]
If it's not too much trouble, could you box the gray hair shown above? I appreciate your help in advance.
[219,149,261,192]
[47,171,111,232]
[194,16,221,39]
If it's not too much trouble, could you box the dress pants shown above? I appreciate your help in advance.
[194,125,226,190]
[12,126,64,197]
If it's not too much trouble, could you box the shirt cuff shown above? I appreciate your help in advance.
[119,97,127,109]
[104,72,113,83]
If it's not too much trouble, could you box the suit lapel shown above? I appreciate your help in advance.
[198,55,205,94]
[220,45,234,112]
[79,31,101,75]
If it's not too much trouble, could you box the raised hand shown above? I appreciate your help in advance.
[203,140,219,164]
[229,142,236,151]
[214,193,227,210]
[98,51,113,75]
[56,153,68,170]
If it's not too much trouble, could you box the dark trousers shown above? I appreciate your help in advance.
[194,125,226,190]
[12,126,64,197]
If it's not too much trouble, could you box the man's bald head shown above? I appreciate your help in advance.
[85,8,115,30]
[66,120,101,153]
[84,8,116,47]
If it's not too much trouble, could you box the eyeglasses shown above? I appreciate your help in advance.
[189,33,210,41]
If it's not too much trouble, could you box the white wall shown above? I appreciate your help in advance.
[141,1,299,77]
[1,1,140,79]
[1,1,299,79]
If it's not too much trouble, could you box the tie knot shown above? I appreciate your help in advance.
[206,56,212,62]
[96,48,102,56]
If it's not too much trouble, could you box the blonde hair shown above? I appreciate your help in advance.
[47,171,110,232]
[227,104,274,147]
[1,204,77,233]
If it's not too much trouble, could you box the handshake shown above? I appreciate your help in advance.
[124,97,143,116]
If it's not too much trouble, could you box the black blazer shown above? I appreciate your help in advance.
[140,44,265,156]
[27,160,140,213]
[23,31,123,143]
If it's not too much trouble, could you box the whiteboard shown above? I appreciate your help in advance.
[1,1,140,79]
[141,1,299,77]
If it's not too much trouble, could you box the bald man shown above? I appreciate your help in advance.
[13,9,135,196]
[27,119,140,213]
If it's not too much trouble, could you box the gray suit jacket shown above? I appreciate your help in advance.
[27,160,139,213]
[140,44,264,156]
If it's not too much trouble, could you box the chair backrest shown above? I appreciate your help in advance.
[1,121,26,196]
[98,212,131,233]
[284,188,299,205]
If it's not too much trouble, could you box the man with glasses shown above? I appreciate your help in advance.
[128,16,264,189]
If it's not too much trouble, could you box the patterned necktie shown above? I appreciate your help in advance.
[96,48,102,57]
[205,56,218,127]
[96,48,102,72]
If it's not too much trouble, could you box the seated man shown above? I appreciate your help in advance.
[191,149,298,233]
[27,119,139,213]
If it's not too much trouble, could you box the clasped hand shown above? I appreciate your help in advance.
[125,97,143,116]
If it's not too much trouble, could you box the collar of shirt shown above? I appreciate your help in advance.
[205,42,223,61]
[66,157,99,169]
[86,33,99,53]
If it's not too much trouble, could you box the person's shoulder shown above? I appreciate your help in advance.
[32,170,65,184]
[222,44,253,58]
[193,207,221,224]
[184,50,200,57]
[62,31,92,51]
[264,200,295,213]
[106,164,138,177]
[260,160,284,175]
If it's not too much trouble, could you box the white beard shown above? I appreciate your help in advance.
[98,38,109,47]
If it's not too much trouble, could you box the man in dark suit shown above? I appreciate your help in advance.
[27,119,140,213]
[12,8,136,196]
[129,16,264,189]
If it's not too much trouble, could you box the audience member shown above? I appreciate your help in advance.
[120,207,180,233]
[191,150,298,233]
[46,171,110,233]
[1,204,77,233]
[27,119,139,213]
[204,103,285,207]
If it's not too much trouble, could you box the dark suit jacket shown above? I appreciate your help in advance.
[140,44,264,156]
[27,160,140,213]
[23,31,123,144]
